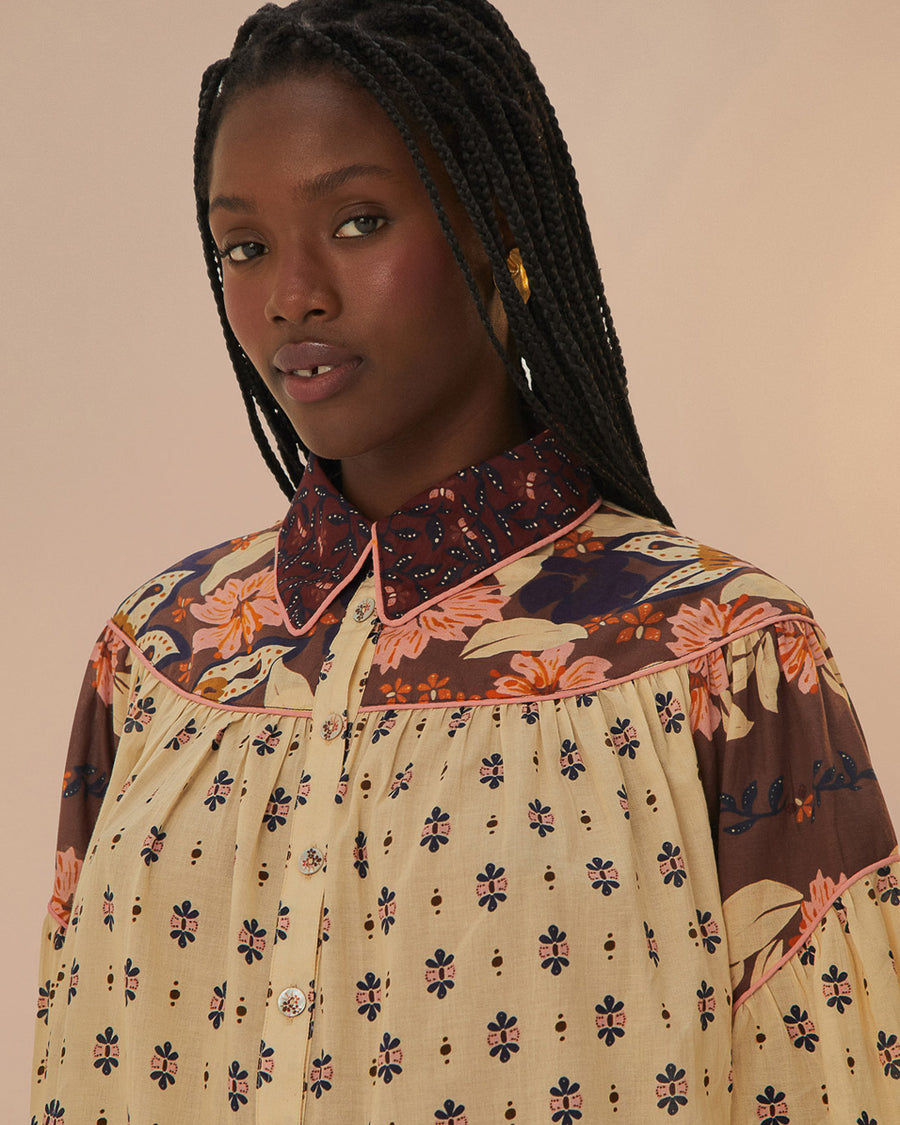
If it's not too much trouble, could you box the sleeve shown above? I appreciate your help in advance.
[32,624,132,1083]
[691,612,900,1122]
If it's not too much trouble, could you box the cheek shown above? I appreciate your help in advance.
[372,234,473,335]
[222,282,260,357]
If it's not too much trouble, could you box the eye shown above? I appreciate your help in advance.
[335,215,386,239]
[218,241,266,264]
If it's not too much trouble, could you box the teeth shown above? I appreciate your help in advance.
[290,365,335,378]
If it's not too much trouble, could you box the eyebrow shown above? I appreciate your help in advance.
[208,163,395,214]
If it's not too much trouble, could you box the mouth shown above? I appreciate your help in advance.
[287,364,337,378]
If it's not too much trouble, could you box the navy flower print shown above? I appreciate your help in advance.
[377,1033,403,1083]
[124,694,155,733]
[295,771,311,807]
[644,921,660,967]
[755,1086,789,1123]
[353,830,369,877]
[487,1011,520,1061]
[226,1060,250,1111]
[696,981,715,1030]
[123,957,139,1005]
[356,972,382,1020]
[421,807,451,851]
[209,982,227,1029]
[237,919,267,964]
[39,1100,66,1123]
[93,1027,120,1075]
[169,901,199,947]
[609,716,640,758]
[425,949,456,998]
[538,925,570,975]
[655,691,685,734]
[528,799,555,836]
[165,718,198,750]
[783,1005,818,1052]
[586,857,619,895]
[150,1042,179,1090]
[263,787,291,832]
[103,885,115,931]
[821,964,853,1013]
[204,769,234,811]
[479,753,504,787]
[389,761,413,798]
[310,1053,334,1098]
[378,886,397,934]
[435,1100,467,1123]
[275,903,291,944]
[549,1076,583,1123]
[877,865,900,905]
[256,1040,274,1088]
[594,995,626,1045]
[559,739,585,780]
[694,909,721,954]
[140,825,166,865]
[655,1063,688,1114]
[252,723,281,755]
[371,710,398,744]
[876,1030,900,1078]
[36,980,51,1022]
[476,864,508,911]
[447,706,472,736]
[657,842,687,887]
[68,959,80,1005]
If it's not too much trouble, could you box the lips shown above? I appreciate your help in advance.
[273,341,362,377]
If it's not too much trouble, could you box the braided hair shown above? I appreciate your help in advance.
[194,0,671,523]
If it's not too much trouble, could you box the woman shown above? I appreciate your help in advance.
[32,1,900,1121]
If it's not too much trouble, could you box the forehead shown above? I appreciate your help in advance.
[208,72,417,192]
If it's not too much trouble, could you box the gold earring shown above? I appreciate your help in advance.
[506,247,531,303]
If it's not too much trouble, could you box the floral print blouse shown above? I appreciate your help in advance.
[32,431,900,1124]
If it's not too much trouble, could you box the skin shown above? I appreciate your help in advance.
[207,72,527,521]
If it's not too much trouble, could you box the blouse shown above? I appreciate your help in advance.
[31,430,900,1124]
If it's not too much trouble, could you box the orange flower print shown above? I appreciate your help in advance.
[554,527,603,558]
[375,582,508,672]
[381,678,412,704]
[793,786,814,823]
[190,568,283,659]
[171,594,193,623]
[90,627,126,705]
[488,642,611,698]
[418,673,452,703]
[50,846,83,928]
[601,602,664,644]
[776,620,827,694]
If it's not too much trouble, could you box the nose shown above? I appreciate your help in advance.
[264,246,339,325]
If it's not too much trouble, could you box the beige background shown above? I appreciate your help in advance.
[3,1,898,1114]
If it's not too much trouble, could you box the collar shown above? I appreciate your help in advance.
[275,430,601,634]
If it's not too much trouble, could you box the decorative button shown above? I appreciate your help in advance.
[299,845,326,876]
[352,597,376,623]
[321,712,343,741]
[277,987,307,1017]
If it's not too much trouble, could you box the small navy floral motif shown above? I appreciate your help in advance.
[644,921,660,967]
[103,885,115,931]
[434,1100,467,1124]
[425,949,456,998]
[609,717,640,758]
[876,1030,900,1078]
[204,770,234,811]
[658,842,687,887]
[169,901,199,947]
[140,825,166,865]
[447,706,472,736]
[93,1027,120,1075]
[586,857,620,895]
[295,772,311,807]
[69,959,80,1004]
[256,1040,275,1088]
[476,864,508,911]
[334,770,349,805]
[528,799,555,837]
[655,1063,688,1114]
[165,719,198,750]
[263,788,291,832]
[378,887,397,933]
[356,972,382,1020]
[877,866,900,906]
[377,1033,403,1083]
[655,692,685,734]
[695,909,720,954]
[275,903,291,944]
[549,1076,583,1123]
[209,982,227,1029]
[856,1113,877,1125]
[353,830,369,878]
[372,711,398,744]
[39,1100,66,1123]
[479,753,504,788]
[252,724,281,755]
[538,926,570,975]
[310,1053,334,1098]
[783,1005,818,1051]
[123,957,139,1005]
[821,964,853,1013]
[696,981,715,1030]
[237,919,267,964]
[321,905,331,943]
[755,1086,789,1123]
[521,701,541,723]
[594,996,626,1045]
[559,739,585,781]
[36,980,51,1022]
[617,785,629,819]
[150,1041,179,1090]
[390,762,413,798]
[798,941,816,966]
[226,1060,250,1111]
[486,1011,520,1061]
[421,807,452,851]
[124,694,155,733]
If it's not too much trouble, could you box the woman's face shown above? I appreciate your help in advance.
[207,72,525,515]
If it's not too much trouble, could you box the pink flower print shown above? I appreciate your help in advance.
[190,568,282,659]
[50,847,83,928]
[792,869,844,946]
[374,582,508,671]
[488,642,611,698]
[90,627,126,705]
[687,665,721,740]
[775,620,827,694]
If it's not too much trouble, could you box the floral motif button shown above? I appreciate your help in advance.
[321,712,343,741]
[299,845,326,876]
[277,987,307,1017]
[352,597,376,623]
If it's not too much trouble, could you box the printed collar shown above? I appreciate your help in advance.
[275,430,601,634]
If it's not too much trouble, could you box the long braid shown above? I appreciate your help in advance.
[193,0,672,523]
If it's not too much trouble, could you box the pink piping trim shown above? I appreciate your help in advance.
[373,497,605,628]
[355,611,816,713]
[275,539,374,637]
[106,622,314,718]
[732,851,900,1016]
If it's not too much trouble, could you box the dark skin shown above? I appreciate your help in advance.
[208,72,528,521]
